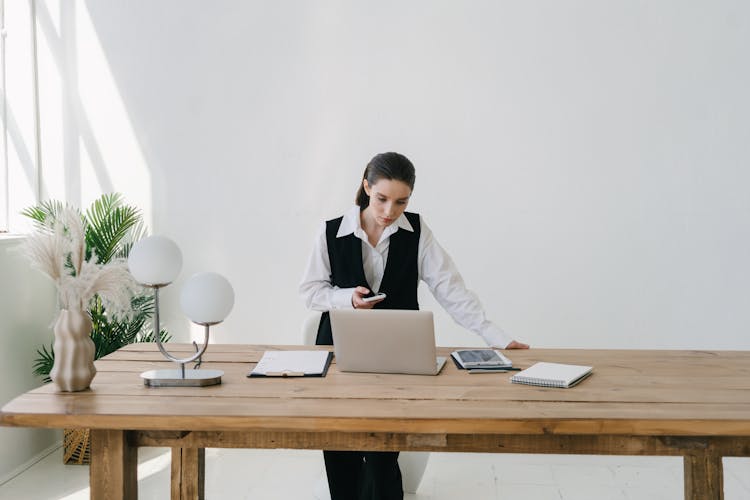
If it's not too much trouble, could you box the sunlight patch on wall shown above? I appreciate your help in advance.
[28,1,153,226]
[74,3,152,226]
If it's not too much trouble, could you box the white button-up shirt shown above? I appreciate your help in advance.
[299,206,513,348]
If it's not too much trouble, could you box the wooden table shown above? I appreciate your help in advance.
[2,344,750,499]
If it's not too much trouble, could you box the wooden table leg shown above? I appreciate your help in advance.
[171,447,205,500]
[684,451,724,500]
[90,429,138,499]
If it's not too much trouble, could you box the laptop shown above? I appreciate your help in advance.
[330,309,447,375]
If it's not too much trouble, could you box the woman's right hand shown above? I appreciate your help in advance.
[352,286,378,309]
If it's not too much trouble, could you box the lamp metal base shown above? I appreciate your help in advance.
[141,369,223,387]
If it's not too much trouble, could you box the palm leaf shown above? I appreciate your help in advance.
[22,200,85,240]
[21,200,66,230]
[114,219,148,260]
[138,328,172,343]
[89,293,155,359]
[32,343,55,384]
[84,193,142,264]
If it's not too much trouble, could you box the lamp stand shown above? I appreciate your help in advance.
[140,286,224,387]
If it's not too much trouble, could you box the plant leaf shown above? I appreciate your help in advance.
[84,193,142,264]
[32,343,55,383]
[21,200,67,231]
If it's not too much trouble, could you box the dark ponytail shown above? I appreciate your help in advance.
[355,152,416,209]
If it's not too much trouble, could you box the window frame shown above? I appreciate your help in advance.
[1,0,9,233]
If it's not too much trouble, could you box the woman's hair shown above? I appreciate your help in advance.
[355,152,416,208]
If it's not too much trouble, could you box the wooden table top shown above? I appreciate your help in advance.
[3,344,750,436]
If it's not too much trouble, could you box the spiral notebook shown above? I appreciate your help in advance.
[510,362,592,388]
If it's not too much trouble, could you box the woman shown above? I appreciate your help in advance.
[299,152,528,500]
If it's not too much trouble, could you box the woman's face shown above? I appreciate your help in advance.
[363,178,412,227]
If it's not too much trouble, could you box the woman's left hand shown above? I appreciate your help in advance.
[505,340,529,349]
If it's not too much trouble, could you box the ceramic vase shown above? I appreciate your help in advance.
[50,309,96,392]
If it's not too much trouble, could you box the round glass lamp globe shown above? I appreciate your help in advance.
[128,236,183,286]
[180,272,235,325]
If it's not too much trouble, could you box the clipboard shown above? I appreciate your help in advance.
[247,350,333,378]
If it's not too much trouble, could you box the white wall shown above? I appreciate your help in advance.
[10,1,750,350]
[0,238,59,481]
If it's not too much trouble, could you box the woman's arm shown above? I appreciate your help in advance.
[299,221,385,311]
[299,222,357,311]
[417,217,528,349]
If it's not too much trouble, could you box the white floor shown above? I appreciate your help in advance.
[1,445,749,499]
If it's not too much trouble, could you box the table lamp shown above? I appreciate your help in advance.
[128,236,233,387]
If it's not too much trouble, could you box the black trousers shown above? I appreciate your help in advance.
[323,450,403,500]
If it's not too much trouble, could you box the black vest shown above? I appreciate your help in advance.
[316,211,421,345]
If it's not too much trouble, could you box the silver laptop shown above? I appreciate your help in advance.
[330,309,447,375]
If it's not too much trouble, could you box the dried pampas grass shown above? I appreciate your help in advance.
[19,206,137,318]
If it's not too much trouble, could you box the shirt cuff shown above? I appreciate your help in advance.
[478,324,513,349]
[331,287,357,310]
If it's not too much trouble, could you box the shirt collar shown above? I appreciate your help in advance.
[336,205,414,238]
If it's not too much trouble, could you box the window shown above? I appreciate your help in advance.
[1,0,8,232]
[0,0,42,234]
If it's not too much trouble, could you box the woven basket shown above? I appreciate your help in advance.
[63,428,91,465]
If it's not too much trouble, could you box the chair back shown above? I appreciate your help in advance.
[302,311,322,345]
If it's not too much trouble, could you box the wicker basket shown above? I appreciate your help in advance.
[63,428,91,465]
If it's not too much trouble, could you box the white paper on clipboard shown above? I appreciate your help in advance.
[249,350,332,377]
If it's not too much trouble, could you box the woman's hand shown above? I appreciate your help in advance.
[352,286,380,309]
[505,340,530,349]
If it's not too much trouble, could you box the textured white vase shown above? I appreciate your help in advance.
[50,309,96,392]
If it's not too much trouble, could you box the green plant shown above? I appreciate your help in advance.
[23,193,170,382]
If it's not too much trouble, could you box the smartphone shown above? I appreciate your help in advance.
[361,293,386,303]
